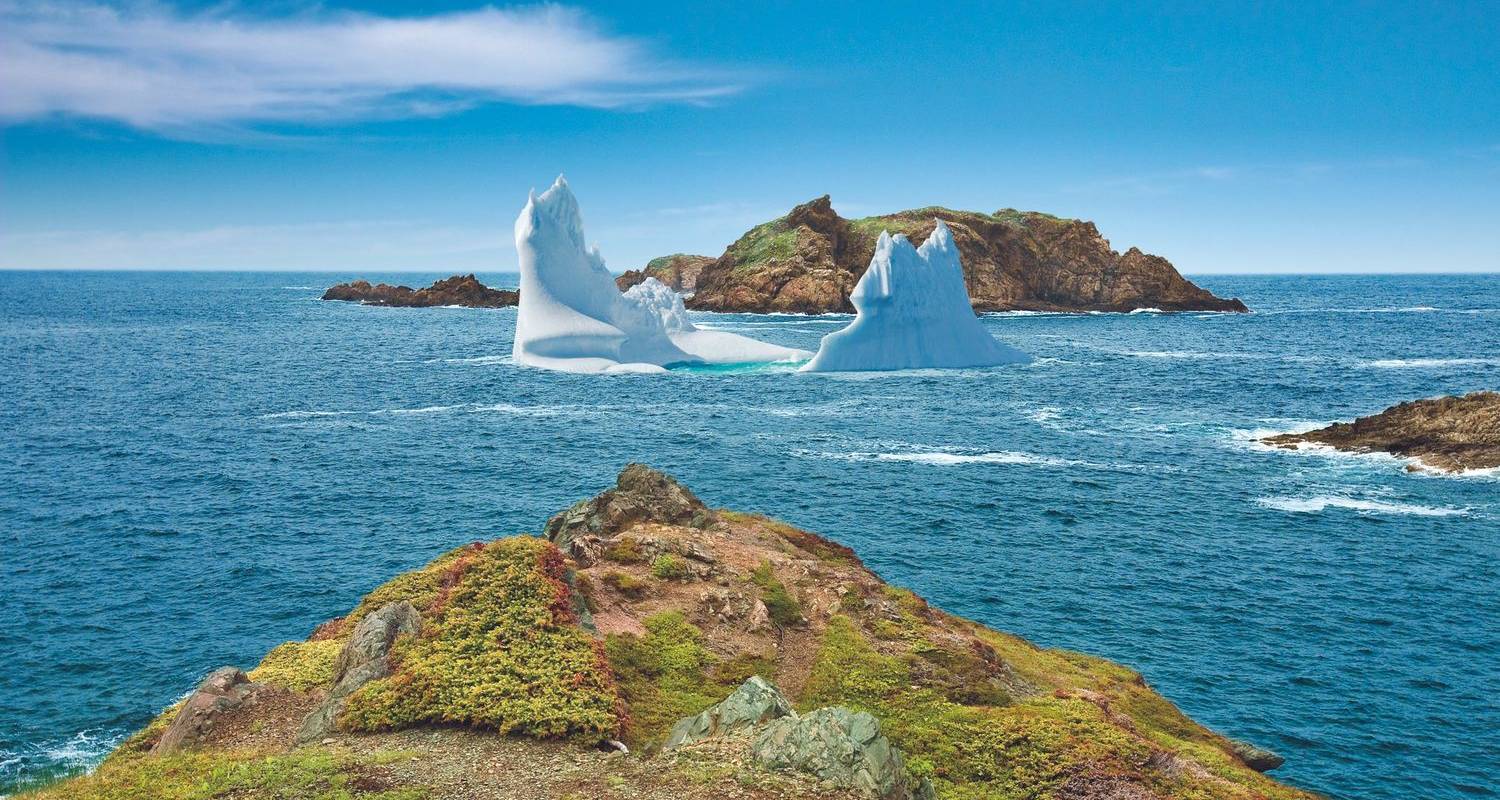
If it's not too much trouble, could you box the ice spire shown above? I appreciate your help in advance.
[801,220,1028,372]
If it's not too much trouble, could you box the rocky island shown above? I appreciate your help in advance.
[321,274,518,308]
[31,466,1308,800]
[618,197,1248,314]
[1263,391,1500,474]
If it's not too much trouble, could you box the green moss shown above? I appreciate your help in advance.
[250,639,343,691]
[750,561,802,627]
[650,554,689,580]
[338,537,621,739]
[603,536,647,564]
[605,612,753,749]
[18,749,425,800]
[602,570,649,599]
[798,616,1304,800]
[724,219,799,270]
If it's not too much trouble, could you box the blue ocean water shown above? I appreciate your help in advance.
[1,271,1496,798]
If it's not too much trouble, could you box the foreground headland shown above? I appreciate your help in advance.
[30,466,1311,800]
[618,196,1248,314]
[1263,391,1500,474]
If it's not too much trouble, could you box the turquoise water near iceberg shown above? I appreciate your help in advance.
[1,271,1497,798]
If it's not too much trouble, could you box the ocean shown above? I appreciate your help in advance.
[1,271,1496,798]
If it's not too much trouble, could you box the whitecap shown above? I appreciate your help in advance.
[1356,357,1500,369]
[1256,495,1468,517]
[259,410,360,420]
[1128,307,1166,314]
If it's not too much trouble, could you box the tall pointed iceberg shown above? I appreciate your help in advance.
[512,177,809,373]
[801,221,1028,372]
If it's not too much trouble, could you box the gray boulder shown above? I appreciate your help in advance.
[297,600,420,742]
[753,708,932,800]
[665,675,794,749]
[152,667,261,754]
[545,464,717,558]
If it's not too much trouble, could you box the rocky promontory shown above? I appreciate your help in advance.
[34,465,1308,800]
[615,254,716,295]
[1263,391,1500,474]
[618,196,1247,314]
[321,274,517,308]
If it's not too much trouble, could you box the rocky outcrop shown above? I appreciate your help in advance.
[297,600,420,742]
[321,274,517,308]
[543,463,716,560]
[665,675,794,748]
[152,667,262,754]
[657,196,1246,314]
[1262,391,1500,473]
[615,254,715,294]
[667,677,932,800]
[754,708,933,800]
[1230,740,1286,773]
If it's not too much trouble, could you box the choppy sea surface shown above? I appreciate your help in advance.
[2,271,1497,798]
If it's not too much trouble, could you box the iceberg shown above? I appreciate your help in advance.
[512,177,810,373]
[801,221,1028,372]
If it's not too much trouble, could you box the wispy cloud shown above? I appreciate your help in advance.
[0,1,745,136]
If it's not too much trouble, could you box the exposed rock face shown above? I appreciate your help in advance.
[321,274,518,308]
[297,600,421,742]
[754,707,933,800]
[665,675,795,748]
[152,667,262,754]
[667,677,931,800]
[1262,391,1500,473]
[1230,740,1286,773]
[667,196,1245,314]
[543,463,716,560]
[615,254,716,294]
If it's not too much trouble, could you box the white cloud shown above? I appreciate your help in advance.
[0,1,743,134]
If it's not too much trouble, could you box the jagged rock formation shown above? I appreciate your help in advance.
[1262,391,1500,473]
[297,600,420,742]
[321,274,518,308]
[151,667,263,755]
[1230,739,1287,773]
[665,675,795,748]
[616,254,716,294]
[544,461,717,559]
[620,196,1247,314]
[42,465,1311,800]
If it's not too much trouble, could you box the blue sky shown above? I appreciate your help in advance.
[1,0,1496,273]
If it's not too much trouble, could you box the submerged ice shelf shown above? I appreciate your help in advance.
[511,177,809,373]
[802,221,1028,372]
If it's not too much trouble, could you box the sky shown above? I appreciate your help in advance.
[0,0,1496,274]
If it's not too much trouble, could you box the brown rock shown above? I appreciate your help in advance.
[675,197,1246,314]
[321,274,517,308]
[1262,391,1500,473]
[543,463,717,555]
[152,667,262,754]
[615,254,716,294]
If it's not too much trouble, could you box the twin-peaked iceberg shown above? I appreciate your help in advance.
[512,177,810,373]
[801,222,1029,372]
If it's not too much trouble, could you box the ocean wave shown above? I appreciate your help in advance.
[263,402,579,420]
[824,449,1081,467]
[1128,307,1165,314]
[0,728,125,788]
[281,285,317,290]
[258,410,360,420]
[423,355,512,365]
[1356,357,1500,369]
[1256,495,1468,517]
